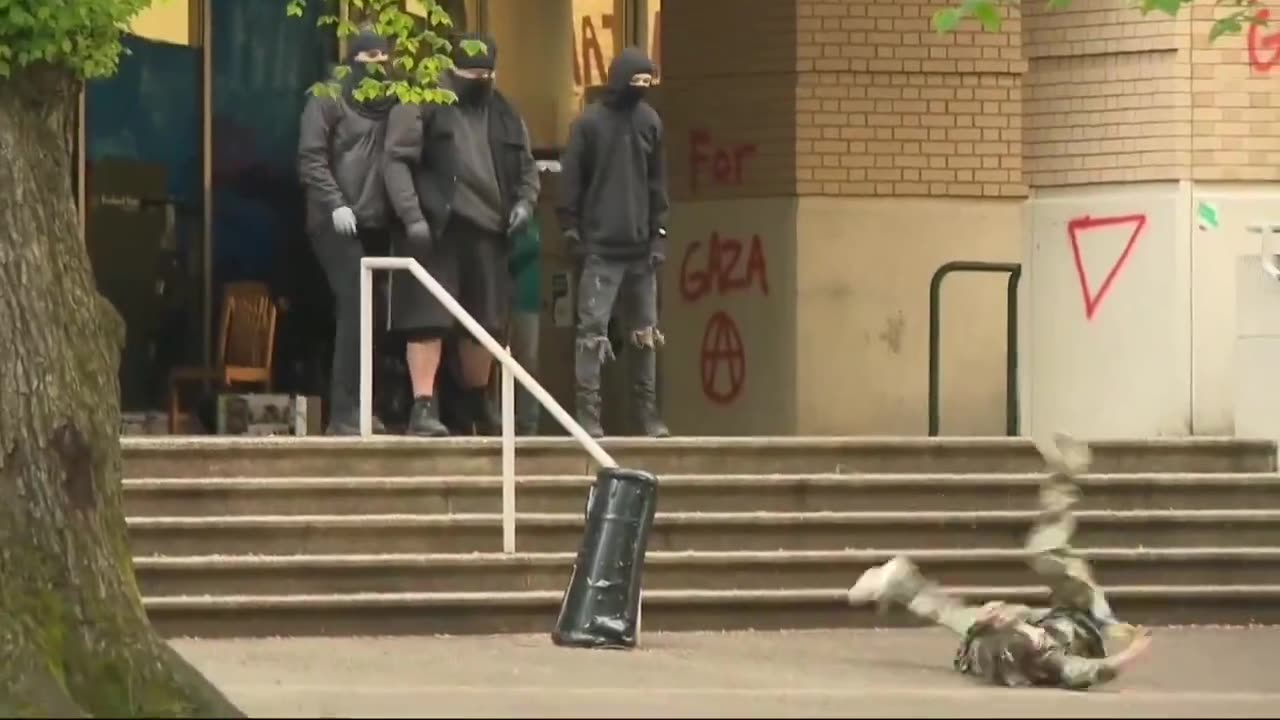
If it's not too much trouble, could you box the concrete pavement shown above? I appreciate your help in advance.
[173,627,1280,718]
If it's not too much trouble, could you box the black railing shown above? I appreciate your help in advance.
[927,261,1022,437]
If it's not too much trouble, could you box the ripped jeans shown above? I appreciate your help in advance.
[574,255,664,425]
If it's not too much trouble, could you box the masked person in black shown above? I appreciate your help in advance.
[383,33,539,436]
[298,26,397,435]
[558,48,670,439]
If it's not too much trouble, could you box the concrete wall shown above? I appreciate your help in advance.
[795,197,1023,436]
[1192,184,1280,434]
[661,199,799,435]
[1022,183,1192,438]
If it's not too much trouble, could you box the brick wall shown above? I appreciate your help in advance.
[660,0,798,202]
[793,0,1025,198]
[1022,0,1192,187]
[1188,0,1280,181]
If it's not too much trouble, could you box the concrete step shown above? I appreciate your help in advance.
[122,473,1280,517]
[127,509,1280,556]
[144,585,1280,638]
[135,548,1280,597]
[121,436,1278,478]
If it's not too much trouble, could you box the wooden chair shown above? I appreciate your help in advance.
[168,281,279,434]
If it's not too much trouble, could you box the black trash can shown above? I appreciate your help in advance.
[551,467,659,649]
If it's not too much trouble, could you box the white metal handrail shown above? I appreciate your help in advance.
[1246,224,1280,282]
[359,257,618,555]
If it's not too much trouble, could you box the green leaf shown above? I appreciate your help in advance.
[932,8,963,33]
[973,3,1003,32]
[1139,0,1188,17]
[1210,16,1243,41]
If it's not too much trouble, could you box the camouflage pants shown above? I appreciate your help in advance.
[895,434,1115,637]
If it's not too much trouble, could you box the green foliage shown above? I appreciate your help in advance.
[287,0,479,106]
[932,0,1268,41]
[0,0,156,80]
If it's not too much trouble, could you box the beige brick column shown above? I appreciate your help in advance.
[657,0,802,434]
[790,0,1026,436]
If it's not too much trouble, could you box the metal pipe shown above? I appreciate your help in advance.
[501,360,516,553]
[927,261,1022,437]
[359,264,374,438]
[360,257,617,469]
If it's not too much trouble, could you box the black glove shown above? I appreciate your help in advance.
[507,200,533,237]
[406,221,432,249]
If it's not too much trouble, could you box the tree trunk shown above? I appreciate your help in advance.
[0,66,244,718]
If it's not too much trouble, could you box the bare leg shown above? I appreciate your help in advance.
[404,338,447,437]
[458,338,493,389]
[406,339,442,397]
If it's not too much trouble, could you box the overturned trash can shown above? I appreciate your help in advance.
[551,467,659,649]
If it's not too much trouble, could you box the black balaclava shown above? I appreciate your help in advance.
[604,47,654,110]
[343,27,394,116]
[450,32,497,106]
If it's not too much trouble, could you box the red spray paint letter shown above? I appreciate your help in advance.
[679,232,770,303]
[689,129,757,192]
[700,311,746,404]
[1249,8,1280,73]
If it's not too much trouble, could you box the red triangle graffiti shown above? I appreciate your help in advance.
[1067,214,1147,321]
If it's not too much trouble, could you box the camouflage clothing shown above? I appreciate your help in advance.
[952,607,1114,690]
[885,434,1130,691]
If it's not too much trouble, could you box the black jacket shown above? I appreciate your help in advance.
[557,48,670,261]
[297,94,391,234]
[383,89,538,235]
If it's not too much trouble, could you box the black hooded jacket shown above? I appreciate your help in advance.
[557,48,670,261]
[297,29,395,235]
[382,33,539,238]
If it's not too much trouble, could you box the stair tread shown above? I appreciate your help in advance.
[122,472,1280,490]
[122,435,1275,451]
[141,584,1280,609]
[125,508,1280,527]
[132,546,1280,568]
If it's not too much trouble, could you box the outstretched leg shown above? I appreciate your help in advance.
[1027,433,1116,624]
[847,556,987,636]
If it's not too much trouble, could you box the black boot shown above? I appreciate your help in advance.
[575,389,605,439]
[406,396,449,437]
[466,388,502,436]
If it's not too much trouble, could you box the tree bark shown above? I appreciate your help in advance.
[0,65,244,718]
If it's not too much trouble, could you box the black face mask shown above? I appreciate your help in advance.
[618,85,647,106]
[342,59,395,116]
[453,73,493,104]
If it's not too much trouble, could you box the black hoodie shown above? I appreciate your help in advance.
[557,48,670,261]
[297,28,395,235]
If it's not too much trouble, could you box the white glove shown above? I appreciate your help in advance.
[332,206,358,236]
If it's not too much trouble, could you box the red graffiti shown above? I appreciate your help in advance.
[700,311,746,404]
[690,129,757,192]
[1067,214,1147,322]
[1249,8,1280,73]
[679,232,770,303]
